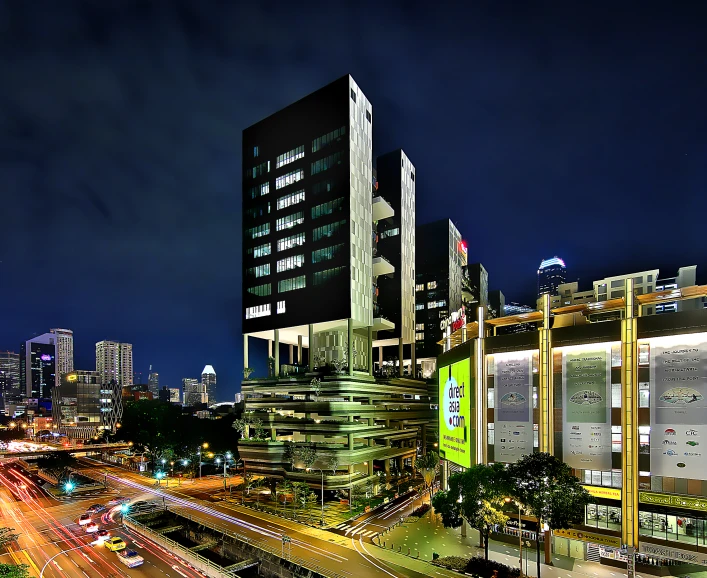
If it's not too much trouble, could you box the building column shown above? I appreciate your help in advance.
[268,339,273,358]
[348,433,354,450]
[368,460,374,476]
[367,326,373,376]
[476,307,486,465]
[441,459,449,491]
[243,335,249,369]
[308,324,314,369]
[622,278,639,564]
[398,337,404,377]
[297,335,303,365]
[538,293,553,455]
[421,424,427,454]
[274,329,280,378]
[378,346,383,373]
[347,318,354,376]
[411,341,416,379]
[288,344,294,365]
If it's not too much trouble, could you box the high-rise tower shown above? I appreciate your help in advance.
[20,333,57,398]
[537,256,566,297]
[50,328,74,376]
[201,365,216,404]
[95,341,133,387]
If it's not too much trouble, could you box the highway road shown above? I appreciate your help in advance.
[76,458,432,578]
[329,491,421,540]
[0,462,207,578]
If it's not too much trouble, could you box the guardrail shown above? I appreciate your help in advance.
[166,506,348,578]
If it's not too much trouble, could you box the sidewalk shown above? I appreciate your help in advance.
[378,510,697,578]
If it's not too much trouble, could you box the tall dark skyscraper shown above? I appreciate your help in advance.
[19,333,57,399]
[0,351,20,397]
[537,256,566,297]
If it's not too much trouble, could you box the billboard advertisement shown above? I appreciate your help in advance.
[493,351,533,463]
[562,344,612,470]
[649,333,707,480]
[439,358,473,468]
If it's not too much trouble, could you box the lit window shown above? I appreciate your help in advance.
[250,162,269,179]
[247,283,271,297]
[415,284,425,292]
[277,301,286,314]
[246,264,270,278]
[246,223,269,239]
[253,146,259,157]
[415,323,424,331]
[415,303,424,310]
[311,197,344,219]
[245,304,271,319]
[275,169,304,190]
[415,332,424,341]
[380,228,399,239]
[276,254,305,273]
[246,243,271,259]
[277,189,305,210]
[278,275,306,293]
[312,220,346,242]
[313,266,345,286]
[276,145,304,169]
[277,232,305,252]
[427,281,437,290]
[312,243,345,264]
[312,126,347,153]
[427,300,446,309]
[311,152,344,176]
[276,211,304,232]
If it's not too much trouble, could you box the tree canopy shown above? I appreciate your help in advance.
[414,451,440,497]
[432,462,509,559]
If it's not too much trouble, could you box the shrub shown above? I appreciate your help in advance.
[465,556,521,578]
[431,556,469,571]
[412,503,430,517]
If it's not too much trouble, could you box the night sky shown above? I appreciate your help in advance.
[2,1,706,400]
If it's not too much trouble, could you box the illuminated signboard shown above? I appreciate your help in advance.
[582,485,621,500]
[440,306,466,332]
[553,528,620,547]
[439,359,473,468]
[40,354,52,362]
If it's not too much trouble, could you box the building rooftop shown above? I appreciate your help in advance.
[538,256,565,269]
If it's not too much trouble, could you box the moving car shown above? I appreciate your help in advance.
[78,514,92,526]
[117,549,144,568]
[131,500,160,513]
[105,537,127,552]
[95,529,110,541]
[85,522,99,533]
[87,504,106,514]
[107,497,129,506]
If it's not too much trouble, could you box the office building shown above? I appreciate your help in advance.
[488,290,506,319]
[415,219,466,375]
[536,281,595,311]
[148,368,159,397]
[437,280,707,571]
[462,263,489,312]
[158,386,171,403]
[96,341,133,387]
[182,378,205,406]
[239,75,435,498]
[371,149,417,376]
[20,333,57,399]
[169,388,181,404]
[201,365,217,404]
[50,328,74,376]
[52,370,122,439]
[0,351,20,397]
[537,256,567,297]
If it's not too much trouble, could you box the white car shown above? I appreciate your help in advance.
[85,522,99,533]
[117,549,144,568]
[78,514,92,526]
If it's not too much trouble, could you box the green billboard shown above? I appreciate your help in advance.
[439,358,473,468]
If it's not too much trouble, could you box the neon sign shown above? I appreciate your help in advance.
[440,306,466,332]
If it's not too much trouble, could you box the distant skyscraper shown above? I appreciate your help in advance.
[537,256,567,297]
[182,378,205,406]
[96,341,133,387]
[50,328,74,376]
[148,367,159,397]
[169,388,181,404]
[20,333,57,398]
[0,351,20,397]
[201,365,216,404]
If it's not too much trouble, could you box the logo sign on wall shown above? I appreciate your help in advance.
[493,351,534,463]
[649,333,707,480]
[561,344,612,470]
[439,359,473,468]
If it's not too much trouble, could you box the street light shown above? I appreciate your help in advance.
[307,467,325,526]
[505,497,523,571]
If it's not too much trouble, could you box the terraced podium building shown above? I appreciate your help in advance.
[240,75,434,495]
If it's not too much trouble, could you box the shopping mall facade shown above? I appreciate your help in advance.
[437,280,707,572]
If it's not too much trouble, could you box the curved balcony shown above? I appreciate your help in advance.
[372,196,394,221]
[373,255,395,277]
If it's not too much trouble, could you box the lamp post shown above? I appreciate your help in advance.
[199,442,209,479]
[505,497,523,571]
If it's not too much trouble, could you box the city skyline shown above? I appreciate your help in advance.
[2,2,706,397]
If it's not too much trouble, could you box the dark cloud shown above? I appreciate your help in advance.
[1,1,706,395]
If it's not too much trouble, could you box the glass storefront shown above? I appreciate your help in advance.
[639,511,707,545]
[585,503,621,531]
